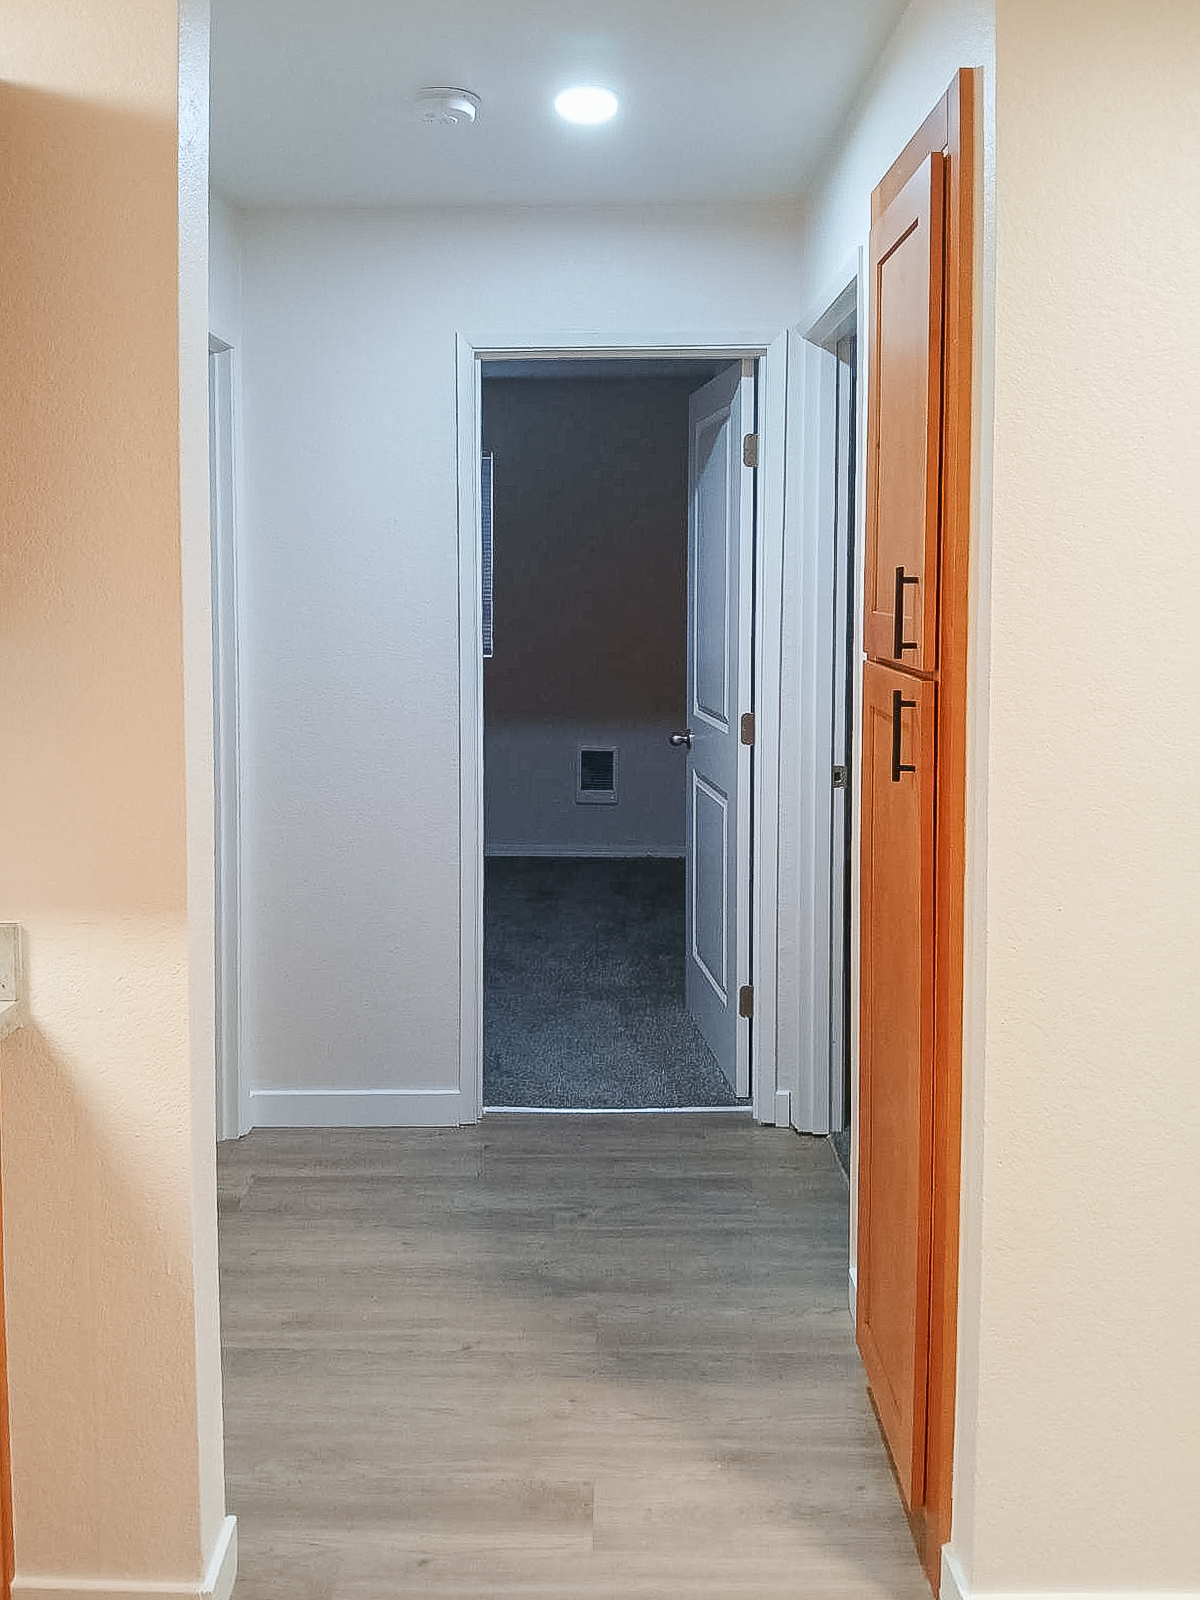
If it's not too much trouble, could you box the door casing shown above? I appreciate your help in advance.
[777,263,867,1141]
[454,332,789,1127]
[209,335,248,1142]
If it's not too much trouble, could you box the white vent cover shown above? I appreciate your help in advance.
[577,747,617,804]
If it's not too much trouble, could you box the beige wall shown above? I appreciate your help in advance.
[0,0,230,1589]
[950,0,1200,1592]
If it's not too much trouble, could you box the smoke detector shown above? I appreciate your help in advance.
[413,89,480,127]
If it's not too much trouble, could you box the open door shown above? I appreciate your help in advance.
[682,362,754,1097]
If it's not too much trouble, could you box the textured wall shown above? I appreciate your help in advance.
[778,0,996,1284]
[233,203,804,1112]
[950,0,1200,1591]
[0,0,228,1585]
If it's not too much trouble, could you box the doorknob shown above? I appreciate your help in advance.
[668,729,693,750]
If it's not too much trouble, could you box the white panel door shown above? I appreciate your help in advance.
[685,362,754,1096]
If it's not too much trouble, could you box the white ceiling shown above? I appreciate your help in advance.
[210,0,909,208]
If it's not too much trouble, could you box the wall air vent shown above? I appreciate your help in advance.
[577,747,618,804]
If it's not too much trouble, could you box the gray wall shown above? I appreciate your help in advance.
[483,374,698,855]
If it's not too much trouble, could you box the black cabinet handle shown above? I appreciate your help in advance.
[891,690,917,783]
[893,566,919,658]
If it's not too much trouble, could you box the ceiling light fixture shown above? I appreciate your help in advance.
[413,88,480,127]
[554,86,619,125]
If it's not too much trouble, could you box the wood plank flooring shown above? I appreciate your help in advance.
[217,1116,927,1599]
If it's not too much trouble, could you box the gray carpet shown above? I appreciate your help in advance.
[483,857,748,1109]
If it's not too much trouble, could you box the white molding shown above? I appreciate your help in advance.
[773,260,865,1138]
[847,1261,858,1319]
[800,255,861,352]
[846,251,868,1300]
[939,1548,1199,1600]
[941,1552,969,1600]
[15,1516,237,1600]
[456,329,790,1131]
[779,329,838,1134]
[456,332,485,1126]
[208,341,247,1141]
[248,1088,468,1128]
[750,331,789,1130]
[484,845,685,859]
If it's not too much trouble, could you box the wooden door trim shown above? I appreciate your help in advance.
[867,67,976,1591]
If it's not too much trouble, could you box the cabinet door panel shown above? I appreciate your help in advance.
[864,153,944,672]
[857,660,936,1509]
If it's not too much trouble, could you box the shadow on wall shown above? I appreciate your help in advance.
[0,80,221,1586]
[0,83,190,923]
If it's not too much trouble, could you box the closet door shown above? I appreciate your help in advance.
[864,153,945,674]
[857,659,937,1509]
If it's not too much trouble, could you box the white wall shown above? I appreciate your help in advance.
[209,188,243,345]
[235,203,804,1121]
[773,0,996,1284]
[483,374,696,858]
[946,0,1200,1593]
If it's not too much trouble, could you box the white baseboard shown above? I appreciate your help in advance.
[940,1547,1199,1600]
[484,845,685,859]
[773,1088,791,1127]
[16,1516,237,1600]
[848,1262,858,1320]
[248,1088,468,1128]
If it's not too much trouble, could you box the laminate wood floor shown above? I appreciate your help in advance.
[218,1116,927,1599]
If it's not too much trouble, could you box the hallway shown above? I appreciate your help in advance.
[217,1116,927,1598]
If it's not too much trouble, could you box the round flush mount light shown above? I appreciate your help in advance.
[554,86,619,125]
[413,88,480,127]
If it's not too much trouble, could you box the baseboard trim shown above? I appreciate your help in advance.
[940,1547,1199,1600]
[248,1088,467,1128]
[484,846,685,859]
[15,1516,237,1600]
[848,1262,858,1320]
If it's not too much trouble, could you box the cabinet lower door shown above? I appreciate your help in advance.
[857,659,937,1509]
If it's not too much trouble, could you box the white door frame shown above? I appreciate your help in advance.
[209,335,248,1141]
[455,330,789,1127]
[775,258,866,1136]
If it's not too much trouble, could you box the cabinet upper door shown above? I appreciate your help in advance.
[864,152,945,673]
[857,659,937,1511]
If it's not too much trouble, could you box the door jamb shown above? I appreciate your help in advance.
[209,333,248,1141]
[776,260,866,1140]
[455,332,789,1127]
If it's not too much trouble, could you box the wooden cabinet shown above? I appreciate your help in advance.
[863,153,945,676]
[857,660,936,1508]
[856,70,975,1591]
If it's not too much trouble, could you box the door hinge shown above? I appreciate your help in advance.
[740,712,755,747]
[832,764,848,789]
[738,984,754,1020]
[743,432,759,470]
